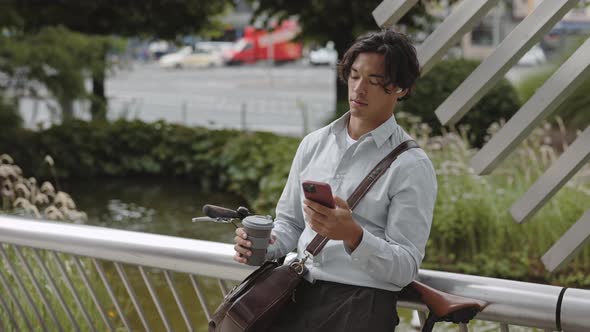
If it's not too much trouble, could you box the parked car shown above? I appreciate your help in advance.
[309,41,338,66]
[159,46,223,69]
[148,40,171,59]
[517,44,546,66]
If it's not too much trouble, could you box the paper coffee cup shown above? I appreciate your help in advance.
[241,215,274,266]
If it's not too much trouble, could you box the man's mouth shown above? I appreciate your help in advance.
[350,99,368,106]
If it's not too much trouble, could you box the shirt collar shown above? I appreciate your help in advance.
[371,114,399,148]
[330,111,399,149]
[330,112,349,136]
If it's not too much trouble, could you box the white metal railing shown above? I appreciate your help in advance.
[0,215,589,331]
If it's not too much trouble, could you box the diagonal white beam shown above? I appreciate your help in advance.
[541,209,590,272]
[471,36,590,175]
[510,127,590,224]
[435,0,579,126]
[373,0,418,28]
[418,0,500,75]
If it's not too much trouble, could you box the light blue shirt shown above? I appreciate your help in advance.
[266,112,437,292]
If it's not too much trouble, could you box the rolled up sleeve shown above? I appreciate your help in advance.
[348,158,437,287]
[265,138,308,260]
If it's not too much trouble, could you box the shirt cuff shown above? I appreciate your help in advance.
[346,228,381,268]
[264,243,279,260]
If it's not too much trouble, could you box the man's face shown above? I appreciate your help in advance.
[348,52,405,124]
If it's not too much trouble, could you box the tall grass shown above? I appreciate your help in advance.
[403,116,590,286]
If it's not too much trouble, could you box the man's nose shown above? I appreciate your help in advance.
[353,78,367,94]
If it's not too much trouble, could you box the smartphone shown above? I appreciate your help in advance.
[302,180,336,208]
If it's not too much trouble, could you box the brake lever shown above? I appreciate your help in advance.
[191,216,239,228]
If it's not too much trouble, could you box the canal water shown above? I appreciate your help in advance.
[64,177,246,242]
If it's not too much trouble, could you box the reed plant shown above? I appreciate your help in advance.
[402,114,590,285]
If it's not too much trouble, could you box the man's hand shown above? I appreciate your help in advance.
[233,227,276,264]
[303,196,363,251]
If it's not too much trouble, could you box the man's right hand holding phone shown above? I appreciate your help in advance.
[301,180,363,251]
[303,196,363,251]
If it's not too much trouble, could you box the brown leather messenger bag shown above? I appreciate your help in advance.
[209,140,419,332]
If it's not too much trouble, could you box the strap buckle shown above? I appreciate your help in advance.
[289,251,312,275]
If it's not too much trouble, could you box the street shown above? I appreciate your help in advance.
[18,62,535,137]
[19,62,337,137]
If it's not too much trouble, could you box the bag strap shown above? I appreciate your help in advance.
[305,139,419,256]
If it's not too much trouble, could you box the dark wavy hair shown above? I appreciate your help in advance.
[338,29,420,99]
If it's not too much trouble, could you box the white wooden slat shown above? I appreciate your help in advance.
[510,127,590,223]
[470,36,590,175]
[435,0,579,126]
[418,0,500,75]
[542,209,590,271]
[372,0,418,28]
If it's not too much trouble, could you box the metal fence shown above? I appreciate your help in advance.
[0,215,588,331]
[18,94,334,138]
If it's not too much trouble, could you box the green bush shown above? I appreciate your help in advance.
[399,59,521,147]
[218,132,296,213]
[0,120,299,213]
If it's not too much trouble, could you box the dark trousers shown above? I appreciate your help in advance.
[269,280,400,332]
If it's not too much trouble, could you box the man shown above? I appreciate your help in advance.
[233,29,437,331]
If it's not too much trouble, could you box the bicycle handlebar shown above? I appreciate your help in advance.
[203,204,241,219]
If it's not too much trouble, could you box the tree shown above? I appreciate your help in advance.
[249,0,432,117]
[0,26,114,123]
[0,0,231,121]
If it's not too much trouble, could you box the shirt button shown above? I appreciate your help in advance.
[353,258,359,261]
[313,262,320,266]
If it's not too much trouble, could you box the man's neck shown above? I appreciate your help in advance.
[347,113,392,140]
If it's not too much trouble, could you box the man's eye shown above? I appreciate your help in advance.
[369,79,380,85]
[350,76,360,80]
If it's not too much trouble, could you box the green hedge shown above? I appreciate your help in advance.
[1,120,589,287]
[0,120,299,213]
[399,59,521,147]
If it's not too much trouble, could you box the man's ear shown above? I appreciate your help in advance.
[395,87,408,99]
